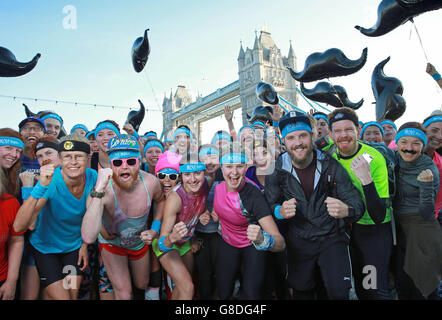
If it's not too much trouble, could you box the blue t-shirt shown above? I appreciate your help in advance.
[30,167,97,254]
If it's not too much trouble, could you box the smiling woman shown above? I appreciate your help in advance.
[0,128,23,196]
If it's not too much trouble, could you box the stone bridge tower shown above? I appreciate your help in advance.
[237,27,299,124]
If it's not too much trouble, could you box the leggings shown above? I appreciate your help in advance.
[194,231,220,300]
[216,237,267,300]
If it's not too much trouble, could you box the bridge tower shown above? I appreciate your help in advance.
[237,26,299,124]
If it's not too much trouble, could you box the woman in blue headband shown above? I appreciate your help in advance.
[380,120,397,149]
[393,122,442,300]
[142,139,164,174]
[361,121,384,144]
[172,125,193,156]
[212,143,285,299]
[0,128,24,196]
[154,152,211,299]
[70,124,88,137]
[40,112,64,139]
[91,120,121,171]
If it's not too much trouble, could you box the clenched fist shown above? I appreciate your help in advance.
[140,229,157,245]
[247,224,264,244]
[169,221,188,244]
[325,197,349,219]
[19,171,36,187]
[417,169,433,182]
[39,164,55,187]
[96,168,113,192]
[280,198,297,219]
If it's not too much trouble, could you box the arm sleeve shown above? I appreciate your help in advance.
[333,161,365,224]
[362,182,388,224]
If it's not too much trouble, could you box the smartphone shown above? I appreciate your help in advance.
[362,153,373,164]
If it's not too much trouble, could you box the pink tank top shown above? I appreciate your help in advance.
[174,179,209,246]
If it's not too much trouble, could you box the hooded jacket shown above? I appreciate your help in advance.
[265,149,364,243]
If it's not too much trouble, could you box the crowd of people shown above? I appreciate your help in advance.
[0,66,442,301]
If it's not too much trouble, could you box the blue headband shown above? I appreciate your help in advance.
[314,114,329,124]
[144,140,164,155]
[86,130,95,139]
[70,124,88,134]
[41,113,63,126]
[0,137,24,150]
[380,120,397,131]
[281,122,312,138]
[144,132,157,138]
[237,125,255,141]
[199,147,219,158]
[95,122,120,139]
[395,128,428,147]
[361,121,385,138]
[179,162,206,173]
[108,150,141,160]
[173,128,193,141]
[220,153,248,164]
[159,168,179,174]
[212,132,232,144]
[252,121,267,130]
[423,115,442,128]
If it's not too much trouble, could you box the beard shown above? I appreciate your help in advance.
[112,168,139,191]
[288,142,314,168]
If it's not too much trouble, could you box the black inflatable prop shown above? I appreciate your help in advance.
[246,106,274,124]
[371,57,406,122]
[355,0,442,37]
[125,100,145,132]
[300,82,364,110]
[131,29,150,73]
[287,48,368,83]
[256,81,279,105]
[0,47,40,77]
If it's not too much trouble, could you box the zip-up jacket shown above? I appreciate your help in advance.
[265,149,364,243]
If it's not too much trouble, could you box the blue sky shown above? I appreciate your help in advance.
[1,1,441,143]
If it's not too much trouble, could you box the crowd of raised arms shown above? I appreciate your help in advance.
[1,76,442,301]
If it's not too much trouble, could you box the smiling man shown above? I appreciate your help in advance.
[265,111,364,300]
[328,107,393,300]
[18,116,46,176]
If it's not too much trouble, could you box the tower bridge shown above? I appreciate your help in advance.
[161,27,299,143]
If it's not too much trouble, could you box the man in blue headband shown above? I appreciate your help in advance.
[265,110,364,300]
[313,112,330,139]
[82,134,165,300]
[328,107,393,300]
[18,116,46,175]
[40,112,64,139]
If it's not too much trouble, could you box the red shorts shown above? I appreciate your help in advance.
[99,243,149,261]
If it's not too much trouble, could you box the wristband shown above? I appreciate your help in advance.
[273,121,279,127]
[151,220,161,234]
[253,230,275,251]
[158,235,173,253]
[274,205,284,220]
[21,187,33,200]
[432,73,441,81]
[30,182,48,199]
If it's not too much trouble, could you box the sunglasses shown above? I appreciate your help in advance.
[157,172,179,181]
[111,157,138,167]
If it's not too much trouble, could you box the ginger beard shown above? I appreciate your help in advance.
[112,161,140,191]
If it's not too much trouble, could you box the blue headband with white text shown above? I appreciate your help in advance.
[0,137,24,150]
[395,128,427,147]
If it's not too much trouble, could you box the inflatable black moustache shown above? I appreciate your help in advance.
[22,104,67,138]
[401,149,418,154]
[0,46,41,77]
[256,81,279,105]
[131,29,150,73]
[355,0,442,37]
[246,105,274,124]
[287,47,368,83]
[372,57,406,122]
[125,99,145,132]
[300,82,364,110]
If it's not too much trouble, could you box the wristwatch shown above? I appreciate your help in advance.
[90,188,105,198]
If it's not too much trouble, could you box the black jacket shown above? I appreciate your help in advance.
[264,149,364,242]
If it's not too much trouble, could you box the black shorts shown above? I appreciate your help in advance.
[30,244,84,288]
